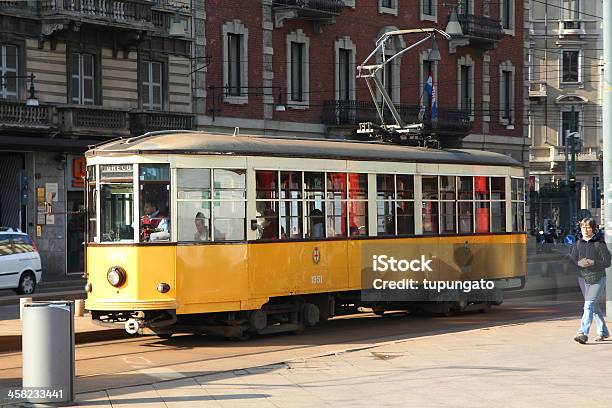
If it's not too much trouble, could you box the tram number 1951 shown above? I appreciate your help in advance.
[311,275,323,284]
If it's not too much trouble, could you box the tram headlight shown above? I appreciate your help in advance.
[107,266,126,287]
[157,283,170,293]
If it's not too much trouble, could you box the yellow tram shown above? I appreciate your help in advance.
[84,131,527,338]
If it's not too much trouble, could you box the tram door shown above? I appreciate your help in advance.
[67,191,85,274]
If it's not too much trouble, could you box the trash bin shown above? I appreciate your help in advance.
[22,301,75,405]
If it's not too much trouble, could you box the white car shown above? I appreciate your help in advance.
[0,228,42,295]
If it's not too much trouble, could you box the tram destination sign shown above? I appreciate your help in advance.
[100,164,133,181]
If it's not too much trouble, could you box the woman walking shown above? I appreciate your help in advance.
[570,218,611,344]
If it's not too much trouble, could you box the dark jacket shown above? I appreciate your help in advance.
[569,234,612,284]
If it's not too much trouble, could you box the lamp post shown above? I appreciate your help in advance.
[1,73,38,106]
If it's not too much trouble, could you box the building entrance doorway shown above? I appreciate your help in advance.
[67,191,85,274]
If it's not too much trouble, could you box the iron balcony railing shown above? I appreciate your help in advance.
[322,100,473,137]
[457,13,503,42]
[39,0,153,25]
[129,110,195,135]
[273,0,344,14]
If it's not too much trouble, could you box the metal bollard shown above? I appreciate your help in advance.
[19,297,32,320]
[75,299,85,317]
[22,301,75,405]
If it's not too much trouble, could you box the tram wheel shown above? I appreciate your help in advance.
[479,303,492,313]
[157,333,173,340]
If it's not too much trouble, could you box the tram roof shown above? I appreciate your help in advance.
[87,131,522,167]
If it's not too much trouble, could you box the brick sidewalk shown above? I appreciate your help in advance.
[62,315,612,408]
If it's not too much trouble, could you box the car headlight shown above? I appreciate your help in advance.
[107,266,126,287]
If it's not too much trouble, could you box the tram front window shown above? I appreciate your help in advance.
[100,184,134,242]
[140,164,170,242]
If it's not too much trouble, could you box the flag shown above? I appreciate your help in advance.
[424,73,437,121]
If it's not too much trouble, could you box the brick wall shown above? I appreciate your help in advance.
[203,0,524,140]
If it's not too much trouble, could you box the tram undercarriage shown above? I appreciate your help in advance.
[91,288,505,339]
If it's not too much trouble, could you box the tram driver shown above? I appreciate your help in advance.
[141,200,169,242]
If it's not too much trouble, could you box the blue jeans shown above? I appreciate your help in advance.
[578,276,610,337]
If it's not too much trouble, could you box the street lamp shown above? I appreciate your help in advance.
[445,4,464,37]
[1,73,39,106]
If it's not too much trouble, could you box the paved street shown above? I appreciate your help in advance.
[1,301,608,407]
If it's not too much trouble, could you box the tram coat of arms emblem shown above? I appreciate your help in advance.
[312,246,320,264]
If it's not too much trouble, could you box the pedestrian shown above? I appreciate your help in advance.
[569,217,611,344]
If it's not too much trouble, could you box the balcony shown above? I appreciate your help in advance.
[529,81,547,100]
[57,105,130,137]
[274,0,344,32]
[456,13,503,45]
[39,0,154,31]
[0,100,54,131]
[322,100,473,139]
[129,111,195,136]
[558,20,586,37]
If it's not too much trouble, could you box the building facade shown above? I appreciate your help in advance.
[0,0,195,278]
[199,0,528,163]
[528,0,603,229]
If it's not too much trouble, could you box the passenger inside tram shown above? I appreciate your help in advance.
[193,211,209,241]
[309,208,324,238]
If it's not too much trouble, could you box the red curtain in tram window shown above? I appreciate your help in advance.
[474,176,487,194]
[259,171,276,199]
[476,207,489,233]
[423,201,433,233]
[348,173,359,231]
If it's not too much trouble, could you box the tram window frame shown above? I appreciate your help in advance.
[86,165,97,243]
[326,172,347,238]
[255,170,281,240]
[490,177,506,233]
[457,176,474,234]
[376,174,414,236]
[97,164,135,243]
[176,168,212,242]
[422,175,439,235]
[439,176,456,234]
[212,169,247,241]
[304,171,325,239]
[348,173,368,237]
[281,171,303,239]
[474,176,490,233]
[175,168,246,242]
[139,164,171,243]
[511,177,525,232]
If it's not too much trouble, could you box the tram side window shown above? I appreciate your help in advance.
[396,175,414,235]
[511,178,525,232]
[349,173,368,236]
[281,171,302,238]
[86,165,97,242]
[376,174,395,236]
[490,177,506,232]
[440,176,456,234]
[255,170,280,240]
[422,176,438,234]
[304,172,325,239]
[458,176,473,233]
[214,169,246,241]
[327,173,347,237]
[475,176,490,233]
[176,169,211,242]
[99,164,134,242]
[140,164,170,242]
